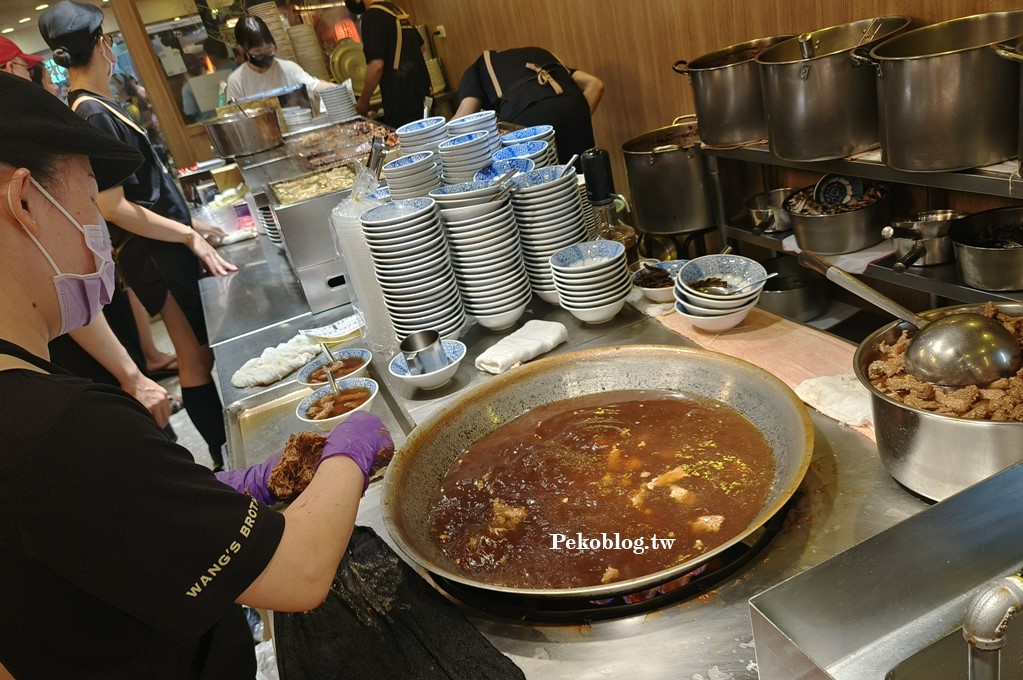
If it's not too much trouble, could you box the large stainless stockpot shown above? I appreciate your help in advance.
[202,106,284,158]
[855,303,1023,502]
[948,205,1023,291]
[382,345,814,599]
[673,35,793,148]
[787,186,892,255]
[994,37,1023,175]
[621,116,716,235]
[756,16,911,161]
[867,11,1023,172]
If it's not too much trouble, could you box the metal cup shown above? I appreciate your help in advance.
[400,330,448,375]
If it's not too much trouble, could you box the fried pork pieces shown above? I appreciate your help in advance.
[268,432,326,502]
[867,303,1023,421]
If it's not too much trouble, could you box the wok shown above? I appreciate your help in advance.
[381,345,814,599]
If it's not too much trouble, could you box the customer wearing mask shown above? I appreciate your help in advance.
[344,0,430,128]
[40,0,236,469]
[0,73,393,680]
[226,15,332,104]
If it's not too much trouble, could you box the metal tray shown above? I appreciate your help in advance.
[225,360,414,471]
[749,461,1023,680]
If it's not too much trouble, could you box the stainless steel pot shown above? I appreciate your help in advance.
[854,302,1023,501]
[881,210,965,271]
[756,17,912,161]
[994,37,1023,175]
[381,345,814,598]
[672,35,793,148]
[202,106,284,158]
[745,187,797,234]
[867,11,1023,172]
[621,116,716,235]
[787,185,892,254]
[756,256,830,322]
[948,206,1023,291]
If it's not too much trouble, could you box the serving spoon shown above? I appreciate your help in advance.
[798,250,1022,386]
[695,272,778,296]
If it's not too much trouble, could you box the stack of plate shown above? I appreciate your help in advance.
[282,106,313,130]
[446,111,500,154]
[437,130,493,184]
[549,240,631,324]
[256,203,284,249]
[320,80,359,123]
[287,24,329,80]
[492,140,554,169]
[360,198,465,341]
[507,165,588,303]
[438,189,531,331]
[395,116,447,155]
[578,174,599,238]
[425,57,446,93]
[500,124,558,161]
[473,158,535,182]
[382,151,442,200]
[249,3,295,61]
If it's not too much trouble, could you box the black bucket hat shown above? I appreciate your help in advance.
[38,0,105,67]
[0,72,141,190]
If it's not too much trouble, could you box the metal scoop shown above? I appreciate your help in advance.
[798,250,1022,386]
[695,272,779,296]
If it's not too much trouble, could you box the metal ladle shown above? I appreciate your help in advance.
[798,250,1022,386]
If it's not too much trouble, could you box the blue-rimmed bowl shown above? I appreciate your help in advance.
[429,180,504,200]
[473,158,535,182]
[677,254,768,301]
[296,377,379,430]
[500,124,554,145]
[388,339,465,391]
[383,151,436,177]
[366,187,391,201]
[493,141,549,162]
[549,240,626,274]
[632,260,688,303]
[297,348,372,387]
[396,116,446,136]
[361,197,436,227]
[438,130,490,151]
[673,298,756,332]
[446,110,496,128]
[507,165,575,194]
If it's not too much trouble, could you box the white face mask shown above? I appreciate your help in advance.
[101,40,117,79]
[7,178,116,336]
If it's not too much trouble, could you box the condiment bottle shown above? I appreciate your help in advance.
[581,148,639,268]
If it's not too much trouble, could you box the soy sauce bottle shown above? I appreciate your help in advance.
[581,148,639,268]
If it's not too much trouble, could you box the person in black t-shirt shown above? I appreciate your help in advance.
[0,71,394,679]
[345,0,431,128]
[454,47,605,163]
[40,0,238,468]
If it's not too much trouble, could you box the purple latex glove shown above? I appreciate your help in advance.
[215,452,281,505]
[322,411,394,490]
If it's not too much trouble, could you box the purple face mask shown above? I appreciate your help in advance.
[8,178,116,336]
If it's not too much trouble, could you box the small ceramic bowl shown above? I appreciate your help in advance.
[632,259,688,302]
[296,377,378,431]
[297,348,372,387]
[677,293,759,317]
[674,300,755,332]
[559,297,626,324]
[677,254,768,301]
[549,240,626,274]
[388,339,466,390]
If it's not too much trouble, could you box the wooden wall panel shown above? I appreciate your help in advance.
[404,0,1013,200]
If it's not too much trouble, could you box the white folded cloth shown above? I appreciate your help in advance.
[625,287,674,318]
[781,234,895,275]
[231,334,321,388]
[475,320,568,375]
[795,374,873,428]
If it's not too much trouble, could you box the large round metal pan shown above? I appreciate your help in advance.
[381,345,814,599]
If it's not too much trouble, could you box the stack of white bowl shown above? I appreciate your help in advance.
[395,116,447,155]
[446,110,501,155]
[360,198,465,341]
[435,186,531,331]
[320,80,359,123]
[382,151,442,200]
[437,131,493,184]
[673,254,768,332]
[492,140,554,169]
[506,165,588,304]
[500,124,559,164]
[473,158,535,182]
[282,106,313,130]
[549,240,632,324]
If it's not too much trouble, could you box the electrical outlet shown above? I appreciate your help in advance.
[435,25,447,39]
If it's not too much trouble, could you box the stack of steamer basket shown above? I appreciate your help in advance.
[249,3,296,62]
[287,24,330,81]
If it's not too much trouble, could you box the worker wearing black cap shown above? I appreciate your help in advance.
[39,0,236,469]
[0,71,394,678]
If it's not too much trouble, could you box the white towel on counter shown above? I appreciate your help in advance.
[231,334,321,388]
[795,374,873,428]
[781,235,895,275]
[625,288,674,318]
[475,320,568,375]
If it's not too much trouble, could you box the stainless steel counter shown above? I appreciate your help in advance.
[204,234,931,679]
